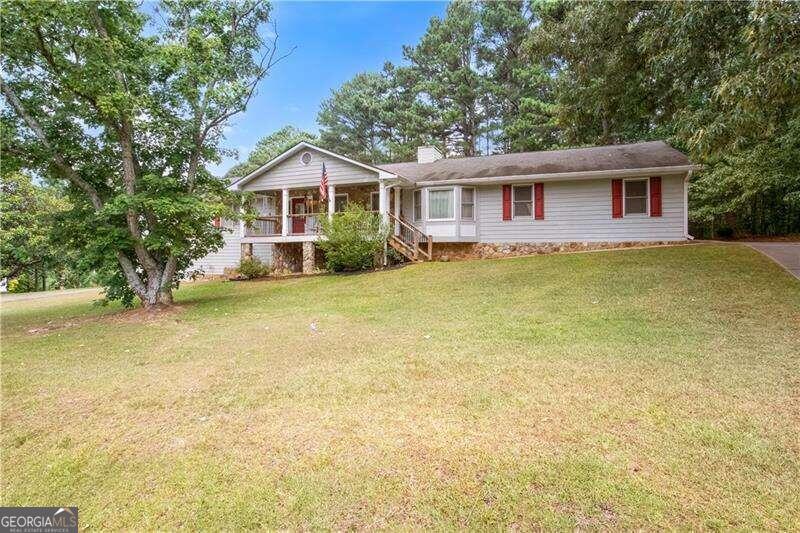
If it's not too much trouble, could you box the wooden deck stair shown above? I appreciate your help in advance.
[388,213,432,262]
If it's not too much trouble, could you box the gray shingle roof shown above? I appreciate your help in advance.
[378,141,691,183]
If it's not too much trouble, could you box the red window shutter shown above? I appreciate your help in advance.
[611,179,623,218]
[534,183,544,220]
[502,185,512,220]
[650,176,662,217]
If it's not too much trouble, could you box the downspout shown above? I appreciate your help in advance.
[684,170,693,240]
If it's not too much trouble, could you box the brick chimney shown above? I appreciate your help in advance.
[417,145,443,164]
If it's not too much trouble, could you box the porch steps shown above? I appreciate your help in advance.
[387,213,433,262]
[388,235,422,262]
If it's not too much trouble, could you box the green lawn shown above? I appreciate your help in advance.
[2,244,799,529]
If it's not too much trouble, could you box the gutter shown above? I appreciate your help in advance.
[410,164,703,186]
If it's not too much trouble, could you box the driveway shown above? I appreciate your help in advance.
[746,242,800,279]
[0,287,102,303]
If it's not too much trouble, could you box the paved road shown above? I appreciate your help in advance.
[0,287,102,303]
[747,242,800,280]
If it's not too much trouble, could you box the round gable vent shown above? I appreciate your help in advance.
[300,151,312,165]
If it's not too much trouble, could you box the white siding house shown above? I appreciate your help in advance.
[193,140,697,275]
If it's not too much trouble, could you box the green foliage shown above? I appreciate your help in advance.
[0,173,69,282]
[226,126,317,180]
[1,0,276,305]
[316,204,389,272]
[238,257,270,279]
[402,0,485,157]
[478,1,558,152]
[0,172,94,291]
[318,73,393,163]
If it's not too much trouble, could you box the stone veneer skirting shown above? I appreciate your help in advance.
[432,241,687,261]
[273,242,325,274]
[272,243,303,273]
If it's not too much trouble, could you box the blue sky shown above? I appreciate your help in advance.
[209,1,448,175]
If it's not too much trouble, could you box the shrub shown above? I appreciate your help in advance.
[317,203,389,272]
[238,257,270,279]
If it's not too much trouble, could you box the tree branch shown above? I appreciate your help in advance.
[89,4,160,278]
[0,79,104,211]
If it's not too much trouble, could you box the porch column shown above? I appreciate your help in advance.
[327,184,335,220]
[378,181,388,224]
[393,187,401,235]
[281,188,289,237]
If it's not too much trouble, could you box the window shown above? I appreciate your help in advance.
[370,191,380,211]
[461,187,475,220]
[334,193,348,213]
[624,179,648,215]
[428,188,454,220]
[513,185,533,218]
[413,189,422,220]
[300,151,312,165]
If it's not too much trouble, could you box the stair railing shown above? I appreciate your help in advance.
[387,212,432,260]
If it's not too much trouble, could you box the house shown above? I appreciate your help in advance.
[192,140,698,275]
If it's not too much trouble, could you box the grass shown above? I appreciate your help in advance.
[1,244,799,529]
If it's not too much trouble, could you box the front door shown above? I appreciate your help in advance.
[291,197,306,234]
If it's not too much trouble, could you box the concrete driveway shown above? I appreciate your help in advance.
[746,242,800,279]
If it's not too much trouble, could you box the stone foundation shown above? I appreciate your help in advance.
[432,241,687,261]
[272,242,325,274]
[302,241,315,274]
[272,243,303,274]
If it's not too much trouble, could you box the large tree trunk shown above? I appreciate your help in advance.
[116,252,176,308]
[139,286,174,307]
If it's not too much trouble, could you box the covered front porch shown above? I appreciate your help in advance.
[242,183,386,241]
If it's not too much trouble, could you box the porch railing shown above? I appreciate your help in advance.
[288,213,321,235]
[245,216,282,237]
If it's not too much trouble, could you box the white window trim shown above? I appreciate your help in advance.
[299,151,313,166]
[370,191,380,211]
[512,184,534,220]
[460,186,475,221]
[623,178,649,217]
[427,187,455,221]
[413,189,423,221]
[334,192,349,212]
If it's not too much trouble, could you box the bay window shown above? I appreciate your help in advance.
[413,189,422,220]
[428,188,454,220]
[461,187,475,220]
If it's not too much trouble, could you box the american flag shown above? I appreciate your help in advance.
[320,162,328,203]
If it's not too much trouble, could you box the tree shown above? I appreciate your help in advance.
[0,173,69,285]
[479,0,558,152]
[317,72,392,163]
[402,0,486,156]
[226,125,316,180]
[380,63,443,162]
[531,1,673,146]
[1,0,285,307]
[644,0,800,234]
